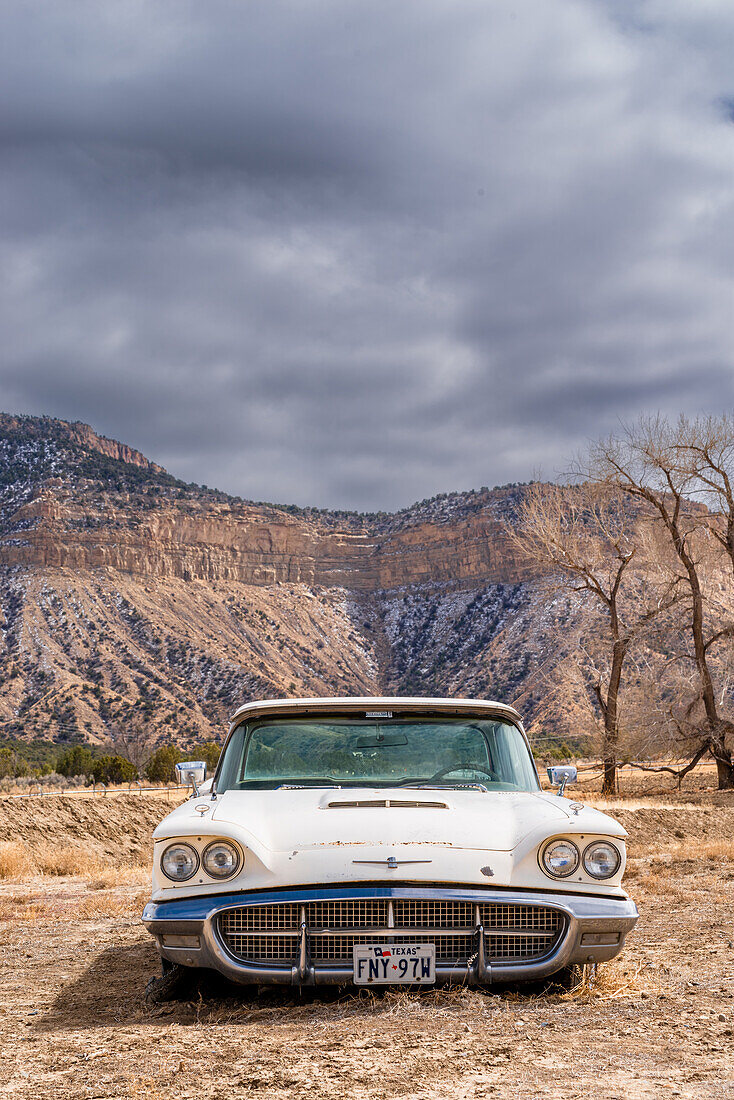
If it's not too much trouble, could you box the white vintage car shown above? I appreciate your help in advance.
[142,697,638,997]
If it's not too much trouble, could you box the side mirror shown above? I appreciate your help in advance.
[176,761,207,796]
[546,765,577,796]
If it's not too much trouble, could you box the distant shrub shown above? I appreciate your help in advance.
[196,740,221,773]
[90,754,138,785]
[56,744,96,778]
[144,745,184,784]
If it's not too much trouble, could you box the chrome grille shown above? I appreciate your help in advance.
[218,899,565,968]
[308,900,388,929]
[487,934,555,960]
[220,905,300,933]
[393,900,473,928]
[223,933,300,963]
[479,904,561,932]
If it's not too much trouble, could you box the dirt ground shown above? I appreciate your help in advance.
[0,792,732,1099]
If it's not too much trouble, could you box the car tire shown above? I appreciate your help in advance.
[145,960,197,1004]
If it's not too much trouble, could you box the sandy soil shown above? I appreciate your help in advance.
[0,795,732,1099]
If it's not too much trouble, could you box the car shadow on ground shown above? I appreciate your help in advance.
[35,941,569,1032]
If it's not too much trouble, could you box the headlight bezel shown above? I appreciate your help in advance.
[540,838,580,879]
[582,840,622,880]
[202,839,241,880]
[160,841,200,882]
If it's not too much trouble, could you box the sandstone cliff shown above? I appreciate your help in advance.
[0,414,592,750]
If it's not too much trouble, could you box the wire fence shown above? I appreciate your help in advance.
[0,783,186,801]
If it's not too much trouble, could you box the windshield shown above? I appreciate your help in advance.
[216,716,539,792]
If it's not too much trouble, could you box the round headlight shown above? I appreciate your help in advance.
[161,842,199,882]
[541,839,580,878]
[583,840,621,879]
[202,840,240,880]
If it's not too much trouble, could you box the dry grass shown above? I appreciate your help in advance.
[35,844,103,877]
[670,838,734,861]
[626,838,734,877]
[0,840,148,889]
[585,798,696,811]
[86,864,149,889]
[76,893,140,918]
[0,885,149,924]
[0,896,43,922]
[0,841,35,879]
[560,959,661,1002]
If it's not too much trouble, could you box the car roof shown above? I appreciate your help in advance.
[228,696,524,730]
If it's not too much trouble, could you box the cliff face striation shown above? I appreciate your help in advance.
[0,414,592,750]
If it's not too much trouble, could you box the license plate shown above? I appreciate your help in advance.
[353,943,436,985]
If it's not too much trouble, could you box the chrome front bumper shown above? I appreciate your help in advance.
[142,885,638,986]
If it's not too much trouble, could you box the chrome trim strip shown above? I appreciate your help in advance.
[475,903,490,983]
[202,925,558,936]
[297,904,308,981]
[352,859,433,867]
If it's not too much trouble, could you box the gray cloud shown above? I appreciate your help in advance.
[1,0,734,510]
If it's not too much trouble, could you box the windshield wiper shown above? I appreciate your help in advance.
[275,777,342,789]
[401,782,489,793]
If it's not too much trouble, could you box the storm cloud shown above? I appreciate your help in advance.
[1,1,734,509]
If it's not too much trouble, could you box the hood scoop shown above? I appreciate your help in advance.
[325,798,448,810]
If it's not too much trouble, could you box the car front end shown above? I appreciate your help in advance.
[143,698,638,988]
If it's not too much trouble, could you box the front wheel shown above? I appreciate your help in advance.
[145,959,198,1004]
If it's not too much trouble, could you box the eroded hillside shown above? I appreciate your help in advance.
[0,413,629,750]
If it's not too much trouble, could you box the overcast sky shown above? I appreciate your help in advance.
[1,1,734,510]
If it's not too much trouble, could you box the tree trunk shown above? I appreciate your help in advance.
[602,757,617,797]
[600,634,627,796]
[715,757,734,789]
[655,497,728,788]
[711,726,734,790]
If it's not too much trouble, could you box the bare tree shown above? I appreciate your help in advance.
[508,482,677,794]
[675,413,734,581]
[110,720,156,770]
[585,415,734,790]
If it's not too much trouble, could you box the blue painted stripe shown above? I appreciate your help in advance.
[143,883,606,923]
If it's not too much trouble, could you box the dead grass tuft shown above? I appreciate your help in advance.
[86,865,150,890]
[561,959,661,1002]
[0,839,149,888]
[679,839,734,861]
[0,841,36,879]
[76,893,133,918]
[0,895,43,922]
[34,844,103,877]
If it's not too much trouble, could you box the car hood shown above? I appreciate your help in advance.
[209,787,624,854]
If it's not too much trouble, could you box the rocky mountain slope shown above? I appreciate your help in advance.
[0,414,604,753]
